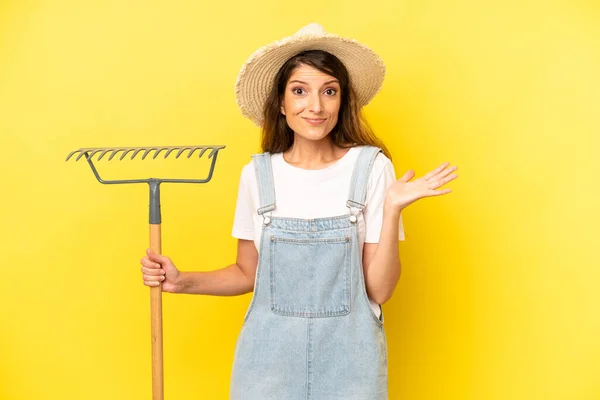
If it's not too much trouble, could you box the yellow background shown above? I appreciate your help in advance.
[1,0,598,399]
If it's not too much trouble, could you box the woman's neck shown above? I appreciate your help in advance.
[283,136,349,170]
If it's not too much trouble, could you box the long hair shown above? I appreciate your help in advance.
[261,50,391,160]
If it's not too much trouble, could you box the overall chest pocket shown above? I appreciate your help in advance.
[269,235,351,318]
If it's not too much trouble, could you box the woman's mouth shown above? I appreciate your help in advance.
[303,118,326,126]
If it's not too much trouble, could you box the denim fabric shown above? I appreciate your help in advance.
[230,146,388,399]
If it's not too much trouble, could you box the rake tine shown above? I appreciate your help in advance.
[76,151,89,161]
[141,148,158,160]
[88,149,104,159]
[175,147,190,158]
[186,147,197,158]
[130,148,146,160]
[153,148,168,159]
[208,148,220,159]
[119,149,135,160]
[164,148,178,159]
[66,149,80,162]
[97,149,113,161]
[198,147,209,158]
[108,149,122,161]
[187,146,202,158]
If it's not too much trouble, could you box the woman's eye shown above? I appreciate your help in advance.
[292,88,305,95]
[325,88,337,96]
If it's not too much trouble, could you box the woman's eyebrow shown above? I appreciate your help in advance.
[288,79,340,85]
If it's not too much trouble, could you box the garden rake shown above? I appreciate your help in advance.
[66,145,226,400]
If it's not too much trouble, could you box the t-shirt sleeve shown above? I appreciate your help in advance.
[231,164,255,240]
[364,155,406,242]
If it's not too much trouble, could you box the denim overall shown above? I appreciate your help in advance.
[230,146,388,400]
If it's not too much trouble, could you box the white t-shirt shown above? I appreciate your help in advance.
[231,146,406,317]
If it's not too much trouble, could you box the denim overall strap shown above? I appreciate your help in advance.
[251,152,276,216]
[347,146,383,211]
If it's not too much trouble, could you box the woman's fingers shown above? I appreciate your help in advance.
[143,274,165,282]
[423,162,450,180]
[143,269,166,286]
[140,251,172,287]
[141,265,165,276]
[140,256,162,269]
[426,165,458,187]
[398,169,415,183]
[140,257,166,287]
[146,248,171,264]
[437,165,458,179]
[427,175,458,192]
[431,188,452,196]
[435,172,458,186]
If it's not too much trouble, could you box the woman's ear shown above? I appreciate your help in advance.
[280,101,286,116]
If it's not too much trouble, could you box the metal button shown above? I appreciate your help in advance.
[349,215,357,223]
[263,216,271,225]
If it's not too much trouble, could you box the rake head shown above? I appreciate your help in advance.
[66,145,226,185]
[66,145,224,162]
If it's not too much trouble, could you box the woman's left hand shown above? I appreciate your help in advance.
[385,162,458,212]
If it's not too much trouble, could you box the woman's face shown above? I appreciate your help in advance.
[280,64,341,143]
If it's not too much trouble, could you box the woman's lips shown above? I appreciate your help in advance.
[303,117,326,125]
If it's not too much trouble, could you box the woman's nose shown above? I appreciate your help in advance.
[308,93,322,113]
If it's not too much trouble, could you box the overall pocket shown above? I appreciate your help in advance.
[269,236,351,317]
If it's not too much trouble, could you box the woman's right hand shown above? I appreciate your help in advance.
[140,249,181,293]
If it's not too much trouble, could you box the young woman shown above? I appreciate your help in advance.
[140,23,458,399]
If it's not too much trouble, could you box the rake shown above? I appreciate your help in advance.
[66,145,226,400]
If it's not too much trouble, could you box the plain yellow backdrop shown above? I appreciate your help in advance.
[1,0,598,399]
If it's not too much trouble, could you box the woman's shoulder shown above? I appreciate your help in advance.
[373,152,394,181]
[238,150,283,182]
[239,158,256,184]
[352,145,393,176]
[373,149,393,169]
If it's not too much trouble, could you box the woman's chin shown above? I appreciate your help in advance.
[292,128,333,142]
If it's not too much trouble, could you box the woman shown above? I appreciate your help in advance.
[140,23,458,399]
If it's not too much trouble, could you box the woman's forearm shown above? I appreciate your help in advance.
[364,202,403,304]
[175,264,254,296]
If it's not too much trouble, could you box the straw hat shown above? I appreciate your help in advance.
[235,23,386,126]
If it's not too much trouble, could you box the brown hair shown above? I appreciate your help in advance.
[261,50,391,160]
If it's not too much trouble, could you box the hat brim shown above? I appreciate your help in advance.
[235,33,386,127]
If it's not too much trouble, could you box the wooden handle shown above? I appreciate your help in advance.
[150,224,164,400]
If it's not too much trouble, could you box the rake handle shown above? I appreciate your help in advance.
[150,223,164,400]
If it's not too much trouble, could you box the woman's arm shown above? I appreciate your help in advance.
[176,239,258,296]
[177,239,258,295]
[142,239,258,296]
[362,203,402,305]
[363,161,458,304]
